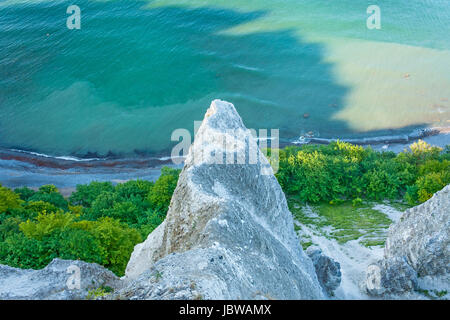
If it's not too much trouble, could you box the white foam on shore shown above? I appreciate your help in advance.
[293,128,439,146]
[293,128,450,154]
[9,149,104,162]
[7,148,187,163]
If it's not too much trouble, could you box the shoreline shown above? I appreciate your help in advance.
[0,149,184,196]
[293,127,449,147]
[1,128,448,193]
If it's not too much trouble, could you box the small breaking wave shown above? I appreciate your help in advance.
[7,149,184,163]
[9,149,105,162]
[1,147,185,170]
[232,63,263,72]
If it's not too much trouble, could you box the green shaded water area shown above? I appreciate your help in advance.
[1,0,449,158]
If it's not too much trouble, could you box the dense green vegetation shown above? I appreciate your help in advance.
[0,167,180,276]
[274,140,449,205]
[0,140,448,274]
[273,140,449,248]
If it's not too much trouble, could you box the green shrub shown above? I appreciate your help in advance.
[0,167,181,276]
[115,180,154,203]
[0,233,49,269]
[416,172,449,202]
[28,185,68,210]
[25,201,59,214]
[86,286,113,300]
[14,187,36,201]
[272,140,447,204]
[405,185,419,205]
[0,185,22,213]
[148,167,180,212]
[47,228,105,265]
[71,218,141,275]
[352,197,363,207]
[70,182,115,207]
[20,211,74,240]
[0,216,23,241]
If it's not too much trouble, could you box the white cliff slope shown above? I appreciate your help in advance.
[365,185,450,298]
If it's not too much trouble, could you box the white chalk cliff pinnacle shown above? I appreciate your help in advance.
[121,100,325,299]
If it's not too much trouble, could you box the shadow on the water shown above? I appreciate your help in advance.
[0,0,433,158]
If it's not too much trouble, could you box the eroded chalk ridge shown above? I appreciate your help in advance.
[364,185,450,299]
[0,259,121,300]
[119,100,325,299]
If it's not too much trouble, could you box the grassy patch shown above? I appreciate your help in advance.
[86,285,114,300]
[360,239,386,247]
[417,289,448,299]
[384,200,412,212]
[436,290,448,298]
[300,240,314,250]
[288,197,393,246]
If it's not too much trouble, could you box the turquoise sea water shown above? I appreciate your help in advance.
[1,0,449,157]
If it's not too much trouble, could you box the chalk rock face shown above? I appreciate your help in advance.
[365,185,450,296]
[121,100,324,299]
[306,247,341,296]
[0,259,121,300]
[366,257,418,296]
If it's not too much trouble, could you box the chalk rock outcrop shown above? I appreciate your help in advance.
[307,247,341,296]
[0,259,121,300]
[365,185,450,296]
[120,100,324,300]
